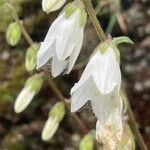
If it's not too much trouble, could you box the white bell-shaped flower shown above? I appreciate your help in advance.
[71,45,123,129]
[42,0,66,14]
[37,2,87,77]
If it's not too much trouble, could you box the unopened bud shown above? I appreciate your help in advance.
[80,131,95,150]
[25,43,39,72]
[14,73,44,113]
[42,102,65,141]
[49,102,65,122]
[6,22,21,46]
[42,0,66,14]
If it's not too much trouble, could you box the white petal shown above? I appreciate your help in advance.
[92,49,121,94]
[91,85,122,123]
[37,41,55,69]
[14,87,35,113]
[41,117,59,141]
[55,11,80,60]
[71,76,96,112]
[71,52,100,92]
[51,53,68,77]
[67,27,84,73]
[37,13,66,68]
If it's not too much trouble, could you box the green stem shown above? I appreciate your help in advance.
[121,87,148,150]
[82,0,106,42]
[6,3,34,46]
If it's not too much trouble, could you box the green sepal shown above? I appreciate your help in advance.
[49,102,65,122]
[96,39,120,63]
[113,36,134,46]
[64,3,77,18]
[80,9,87,27]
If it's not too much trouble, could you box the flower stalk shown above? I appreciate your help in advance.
[82,0,106,42]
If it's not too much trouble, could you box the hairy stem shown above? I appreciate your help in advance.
[82,0,106,41]
[121,87,148,150]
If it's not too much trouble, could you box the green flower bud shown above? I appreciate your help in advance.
[6,22,21,46]
[25,43,39,72]
[49,102,65,122]
[80,131,95,150]
[25,73,44,93]
[42,102,65,141]
[14,73,44,113]
[42,0,66,14]
[42,116,59,141]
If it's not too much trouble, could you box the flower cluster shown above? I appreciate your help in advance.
[13,0,135,148]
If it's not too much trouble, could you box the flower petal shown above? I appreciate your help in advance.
[37,41,55,69]
[67,27,84,73]
[51,53,68,77]
[92,49,121,94]
[55,11,80,60]
[71,76,96,112]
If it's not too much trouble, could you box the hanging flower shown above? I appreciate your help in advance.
[71,41,123,132]
[42,0,66,14]
[37,1,87,77]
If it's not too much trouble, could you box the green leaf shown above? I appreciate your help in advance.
[113,36,134,46]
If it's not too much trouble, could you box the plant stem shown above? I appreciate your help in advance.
[82,0,148,149]
[45,74,89,134]
[6,3,34,46]
[82,0,106,42]
[121,87,148,150]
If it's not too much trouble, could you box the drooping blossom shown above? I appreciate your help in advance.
[37,1,87,77]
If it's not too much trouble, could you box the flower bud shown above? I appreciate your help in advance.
[42,102,65,141]
[25,43,39,72]
[42,0,66,14]
[49,102,65,122]
[80,131,95,150]
[14,73,44,113]
[6,22,21,46]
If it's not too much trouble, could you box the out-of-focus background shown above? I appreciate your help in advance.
[0,0,149,149]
